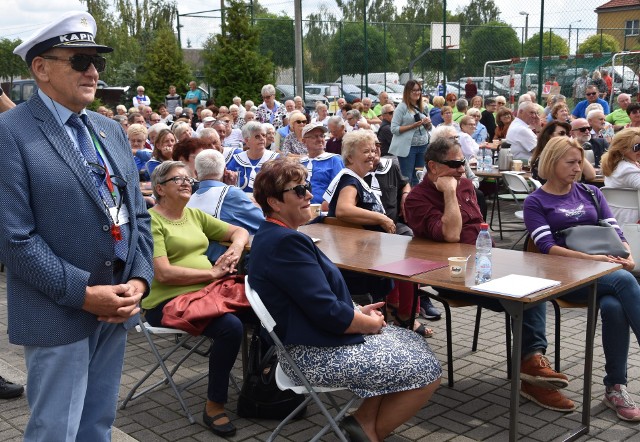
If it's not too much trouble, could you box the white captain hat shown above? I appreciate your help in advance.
[14,11,112,66]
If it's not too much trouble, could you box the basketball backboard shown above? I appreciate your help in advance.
[431,22,461,50]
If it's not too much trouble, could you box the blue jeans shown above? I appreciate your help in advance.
[146,306,245,404]
[522,269,640,386]
[24,322,127,442]
[397,144,427,186]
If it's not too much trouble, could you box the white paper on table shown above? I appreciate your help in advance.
[471,274,561,298]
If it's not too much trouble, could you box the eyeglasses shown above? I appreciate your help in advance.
[293,120,307,125]
[88,163,127,190]
[282,182,312,198]
[585,92,598,97]
[633,143,640,152]
[40,54,107,73]
[262,94,274,99]
[497,102,506,105]
[159,176,194,186]
[573,126,592,133]
[555,130,568,136]
[436,158,466,169]
[411,88,422,93]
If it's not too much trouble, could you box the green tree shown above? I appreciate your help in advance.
[465,21,520,74]
[139,25,192,106]
[255,12,295,68]
[0,39,28,84]
[304,5,340,83]
[202,0,273,105]
[578,33,621,54]
[523,31,568,57]
[460,0,500,38]
[336,0,397,23]
[328,22,397,75]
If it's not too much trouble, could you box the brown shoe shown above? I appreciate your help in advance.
[520,381,576,412]
[520,354,569,389]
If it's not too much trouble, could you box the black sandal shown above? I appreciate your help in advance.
[387,307,433,338]
[203,410,236,437]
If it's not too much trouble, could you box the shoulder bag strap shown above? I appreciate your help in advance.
[579,183,602,221]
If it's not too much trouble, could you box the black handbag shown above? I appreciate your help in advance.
[237,326,307,419]
[556,184,629,258]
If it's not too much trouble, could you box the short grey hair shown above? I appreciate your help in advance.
[431,125,458,142]
[328,115,345,127]
[245,100,254,107]
[341,130,377,165]
[116,104,127,113]
[346,109,361,120]
[229,104,239,111]
[172,121,192,140]
[315,102,327,111]
[466,107,481,118]
[456,98,468,112]
[199,127,220,140]
[194,149,225,180]
[242,121,264,139]
[262,123,275,133]
[261,84,276,97]
[151,161,186,201]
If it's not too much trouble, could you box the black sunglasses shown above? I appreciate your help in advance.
[633,143,640,152]
[585,92,598,96]
[437,158,466,169]
[282,182,312,198]
[573,126,592,133]
[40,54,107,73]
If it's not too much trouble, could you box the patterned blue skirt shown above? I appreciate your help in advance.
[279,325,442,398]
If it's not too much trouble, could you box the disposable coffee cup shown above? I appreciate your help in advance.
[512,160,523,171]
[309,203,321,218]
[448,256,468,280]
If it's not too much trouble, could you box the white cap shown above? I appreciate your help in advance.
[14,11,112,66]
[302,122,328,138]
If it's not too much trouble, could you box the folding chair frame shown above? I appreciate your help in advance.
[120,317,211,424]
[245,276,357,442]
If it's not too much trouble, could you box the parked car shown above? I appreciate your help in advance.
[4,78,109,105]
[360,83,402,104]
[276,84,327,111]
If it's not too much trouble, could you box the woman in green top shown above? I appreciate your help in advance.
[142,161,249,437]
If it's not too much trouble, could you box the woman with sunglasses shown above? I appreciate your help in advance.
[249,158,441,442]
[602,128,640,223]
[389,79,432,186]
[626,103,640,128]
[255,84,287,130]
[280,111,308,156]
[325,131,432,338]
[143,161,250,437]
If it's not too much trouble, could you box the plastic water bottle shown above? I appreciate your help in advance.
[475,223,492,284]
[483,147,493,171]
[478,146,487,171]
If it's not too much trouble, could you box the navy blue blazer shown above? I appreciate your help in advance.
[248,221,364,347]
[0,94,154,347]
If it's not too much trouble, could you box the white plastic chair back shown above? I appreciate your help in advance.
[585,150,596,166]
[600,187,640,225]
[502,172,532,194]
[244,276,276,333]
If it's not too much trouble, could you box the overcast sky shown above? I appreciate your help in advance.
[2,0,607,49]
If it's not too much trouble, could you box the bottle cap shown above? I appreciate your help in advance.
[480,223,489,229]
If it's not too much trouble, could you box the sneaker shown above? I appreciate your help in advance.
[520,381,576,412]
[419,297,441,321]
[520,354,569,389]
[603,384,640,421]
[0,376,24,399]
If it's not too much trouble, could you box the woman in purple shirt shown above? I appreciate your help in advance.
[524,136,640,422]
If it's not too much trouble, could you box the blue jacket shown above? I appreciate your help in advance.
[248,222,364,347]
[0,93,154,346]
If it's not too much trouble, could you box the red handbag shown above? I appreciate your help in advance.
[161,275,250,335]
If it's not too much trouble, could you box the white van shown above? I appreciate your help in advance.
[605,65,638,95]
[335,72,400,85]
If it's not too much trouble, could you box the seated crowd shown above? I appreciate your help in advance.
[95,77,640,437]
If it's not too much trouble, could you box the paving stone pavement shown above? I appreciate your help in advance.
[2,201,640,441]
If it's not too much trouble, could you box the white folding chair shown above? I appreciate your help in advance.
[600,187,640,225]
[585,149,596,166]
[120,317,212,424]
[500,172,536,249]
[244,276,357,442]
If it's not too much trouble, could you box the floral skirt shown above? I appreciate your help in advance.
[279,325,441,398]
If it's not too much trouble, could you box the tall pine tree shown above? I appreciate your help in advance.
[202,0,273,105]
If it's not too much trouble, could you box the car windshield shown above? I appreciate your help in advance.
[278,85,295,95]
[386,83,404,93]
[305,87,324,95]
[342,84,363,93]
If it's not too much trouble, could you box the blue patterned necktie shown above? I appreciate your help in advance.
[66,113,128,261]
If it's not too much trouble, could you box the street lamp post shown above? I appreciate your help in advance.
[520,11,529,45]
[568,19,582,56]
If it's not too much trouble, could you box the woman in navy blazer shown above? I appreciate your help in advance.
[248,158,441,442]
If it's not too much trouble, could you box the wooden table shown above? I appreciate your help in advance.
[297,223,620,442]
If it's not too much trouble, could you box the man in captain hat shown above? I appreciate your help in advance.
[0,11,153,440]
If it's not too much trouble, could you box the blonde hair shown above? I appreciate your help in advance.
[432,96,445,107]
[341,130,377,166]
[538,137,584,181]
[601,128,640,176]
[127,123,147,139]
